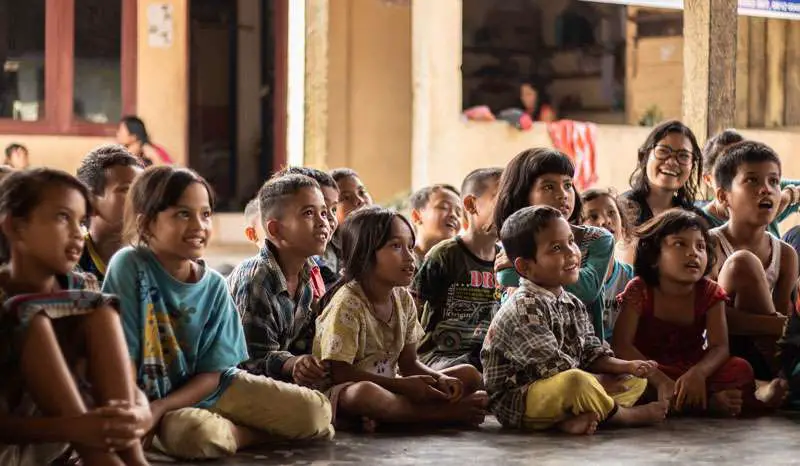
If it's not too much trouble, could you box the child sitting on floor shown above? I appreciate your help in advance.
[612,209,780,416]
[482,206,667,435]
[75,144,144,283]
[581,188,635,339]
[103,167,333,460]
[243,198,265,249]
[314,206,487,431]
[228,174,331,387]
[330,168,373,226]
[709,141,797,388]
[0,168,150,466]
[413,168,502,370]
[409,184,463,267]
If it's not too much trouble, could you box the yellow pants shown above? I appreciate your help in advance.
[523,369,647,430]
[156,371,334,459]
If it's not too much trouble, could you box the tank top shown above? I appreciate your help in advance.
[710,227,781,293]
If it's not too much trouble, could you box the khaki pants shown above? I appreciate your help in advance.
[157,371,334,459]
[522,369,646,430]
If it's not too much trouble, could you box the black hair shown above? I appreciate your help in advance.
[4,143,26,162]
[274,166,338,191]
[120,115,150,145]
[330,168,360,183]
[493,148,580,232]
[627,119,703,219]
[320,206,415,309]
[702,129,744,176]
[76,144,144,195]
[124,166,215,245]
[580,188,631,241]
[244,198,259,221]
[461,167,503,198]
[257,173,320,223]
[634,209,715,286]
[0,168,92,263]
[713,140,782,191]
[500,205,563,263]
[409,184,460,210]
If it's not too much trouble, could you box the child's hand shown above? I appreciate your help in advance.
[674,368,707,412]
[626,360,659,377]
[71,406,147,451]
[435,375,464,403]
[494,250,512,273]
[107,399,153,435]
[292,355,327,386]
[656,377,676,405]
[398,375,449,403]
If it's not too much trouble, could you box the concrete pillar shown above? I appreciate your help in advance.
[304,0,328,169]
[682,0,737,142]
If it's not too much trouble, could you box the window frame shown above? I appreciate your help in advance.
[0,0,137,136]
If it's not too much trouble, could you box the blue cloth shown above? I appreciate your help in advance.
[602,260,635,340]
[102,246,248,408]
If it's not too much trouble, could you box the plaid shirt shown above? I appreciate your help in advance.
[480,278,613,428]
[227,243,319,381]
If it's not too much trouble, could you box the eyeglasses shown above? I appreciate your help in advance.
[652,145,694,166]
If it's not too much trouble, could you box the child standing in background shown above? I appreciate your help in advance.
[494,148,613,338]
[104,167,333,460]
[409,184,463,268]
[482,206,667,435]
[414,168,502,370]
[0,168,150,466]
[581,188,634,339]
[76,144,144,283]
[314,206,487,431]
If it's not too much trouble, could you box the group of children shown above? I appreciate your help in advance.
[1,118,800,464]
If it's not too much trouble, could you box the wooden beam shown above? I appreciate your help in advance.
[682,0,737,142]
[785,22,800,126]
[625,6,638,125]
[748,17,767,127]
[304,0,328,169]
[735,16,749,128]
[765,19,786,127]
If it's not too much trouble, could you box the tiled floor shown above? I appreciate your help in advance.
[158,414,800,465]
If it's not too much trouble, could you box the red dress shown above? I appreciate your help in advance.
[618,277,755,397]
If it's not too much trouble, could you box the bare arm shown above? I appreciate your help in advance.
[150,372,221,414]
[689,301,730,377]
[774,242,799,317]
[328,361,405,394]
[397,342,441,379]
[726,309,786,336]
[0,416,76,444]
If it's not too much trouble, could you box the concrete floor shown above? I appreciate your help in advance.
[154,414,800,465]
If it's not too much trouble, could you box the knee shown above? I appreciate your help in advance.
[158,408,238,460]
[445,364,483,392]
[724,357,756,385]
[722,250,764,283]
[283,386,334,438]
[559,369,599,394]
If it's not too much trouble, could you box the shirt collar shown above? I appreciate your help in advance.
[260,241,315,296]
[519,277,569,303]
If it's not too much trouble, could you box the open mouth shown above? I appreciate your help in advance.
[444,219,460,231]
[564,263,578,273]
[315,231,330,243]
[65,245,82,260]
[401,265,415,275]
[685,260,701,271]
[559,204,571,215]
[757,199,775,210]
[184,236,206,248]
[659,168,680,177]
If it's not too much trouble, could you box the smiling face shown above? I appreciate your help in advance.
[657,227,709,285]
[146,182,213,262]
[414,188,462,245]
[268,186,331,258]
[515,216,581,293]
[645,132,694,192]
[582,194,624,241]
[320,185,340,233]
[12,184,88,275]
[372,216,417,288]
[527,174,575,219]
[719,161,782,227]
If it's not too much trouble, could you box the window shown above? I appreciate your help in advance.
[0,0,136,135]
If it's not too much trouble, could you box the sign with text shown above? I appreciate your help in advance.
[582,0,800,20]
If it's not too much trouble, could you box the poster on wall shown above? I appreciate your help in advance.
[148,3,174,48]
[582,0,800,20]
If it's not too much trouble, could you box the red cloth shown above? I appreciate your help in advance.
[546,120,598,191]
[309,265,326,300]
[618,277,754,394]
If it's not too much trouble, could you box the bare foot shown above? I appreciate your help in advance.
[361,416,378,433]
[756,378,789,409]
[608,400,668,427]
[449,391,489,426]
[556,412,599,435]
[708,389,743,417]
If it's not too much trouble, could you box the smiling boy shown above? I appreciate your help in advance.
[409,184,463,267]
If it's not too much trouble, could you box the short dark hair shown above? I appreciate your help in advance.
[0,168,92,263]
[580,188,631,241]
[500,205,563,263]
[713,141,782,191]
[409,184,460,210]
[124,166,215,245]
[244,198,259,221]
[4,143,26,161]
[274,166,338,190]
[257,173,320,222]
[634,209,715,286]
[330,168,360,183]
[461,167,503,198]
[120,115,150,144]
[494,148,578,231]
[702,129,744,175]
[76,144,143,195]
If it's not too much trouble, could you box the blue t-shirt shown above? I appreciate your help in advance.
[102,246,248,408]
[602,260,635,340]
